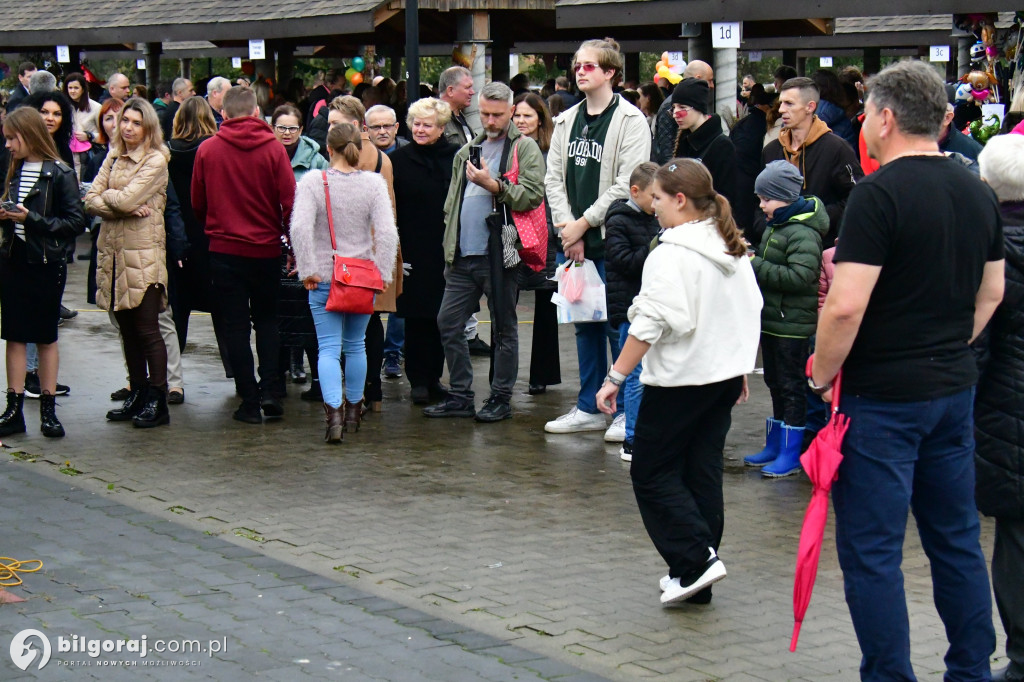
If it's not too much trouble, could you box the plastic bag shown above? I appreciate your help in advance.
[551,259,608,323]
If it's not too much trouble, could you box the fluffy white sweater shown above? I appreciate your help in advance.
[628,218,763,387]
[290,169,398,287]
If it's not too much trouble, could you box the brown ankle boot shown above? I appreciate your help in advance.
[343,399,361,433]
[324,403,343,444]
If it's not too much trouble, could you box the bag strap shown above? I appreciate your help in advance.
[490,136,515,216]
[322,170,337,252]
[374,147,383,174]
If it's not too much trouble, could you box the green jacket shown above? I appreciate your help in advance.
[290,135,330,182]
[442,124,546,265]
[752,196,828,338]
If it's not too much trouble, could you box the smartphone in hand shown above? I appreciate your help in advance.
[469,145,482,169]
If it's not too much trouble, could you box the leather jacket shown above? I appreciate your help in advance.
[1,160,87,264]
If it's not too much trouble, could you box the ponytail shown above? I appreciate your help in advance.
[341,140,360,167]
[326,122,363,167]
[656,158,746,258]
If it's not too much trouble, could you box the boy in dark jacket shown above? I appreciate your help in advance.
[743,160,828,477]
[604,162,660,461]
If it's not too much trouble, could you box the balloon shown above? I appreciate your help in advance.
[352,56,365,72]
[349,72,364,86]
[656,65,671,79]
[667,72,683,85]
[661,51,669,62]
[345,67,358,80]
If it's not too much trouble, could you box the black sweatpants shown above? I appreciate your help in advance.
[631,377,743,579]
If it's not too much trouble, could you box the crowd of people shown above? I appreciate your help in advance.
[1,40,1023,681]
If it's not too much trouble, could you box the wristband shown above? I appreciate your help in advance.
[604,374,623,387]
[608,369,626,384]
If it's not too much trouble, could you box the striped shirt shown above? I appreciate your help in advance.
[13,162,42,241]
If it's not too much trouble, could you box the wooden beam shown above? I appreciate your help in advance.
[374,6,401,26]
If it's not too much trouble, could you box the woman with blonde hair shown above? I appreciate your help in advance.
[0,108,87,438]
[85,97,171,428]
[596,159,762,606]
[290,123,397,442]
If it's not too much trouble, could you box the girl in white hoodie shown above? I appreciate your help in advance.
[597,159,762,606]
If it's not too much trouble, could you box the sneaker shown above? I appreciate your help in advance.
[475,397,512,423]
[659,574,671,592]
[233,404,263,424]
[604,413,626,442]
[110,386,132,401]
[290,368,307,384]
[423,397,476,418]
[467,335,490,357]
[261,394,284,418]
[544,406,606,434]
[59,304,78,320]
[657,573,713,603]
[24,372,69,399]
[661,549,727,605]
[620,440,633,462]
[300,380,322,402]
[383,353,403,379]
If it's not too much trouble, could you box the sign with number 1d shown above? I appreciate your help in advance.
[711,22,741,49]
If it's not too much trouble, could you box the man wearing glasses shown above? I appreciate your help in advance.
[365,105,408,155]
[544,38,652,438]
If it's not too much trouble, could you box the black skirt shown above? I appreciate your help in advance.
[0,237,66,344]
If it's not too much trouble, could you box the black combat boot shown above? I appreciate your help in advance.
[0,390,26,437]
[39,392,65,438]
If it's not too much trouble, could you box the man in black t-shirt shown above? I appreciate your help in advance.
[810,61,1004,680]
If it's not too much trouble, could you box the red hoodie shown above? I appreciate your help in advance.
[192,116,295,258]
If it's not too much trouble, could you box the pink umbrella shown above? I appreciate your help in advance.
[790,357,849,652]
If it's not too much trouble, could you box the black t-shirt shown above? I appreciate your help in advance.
[834,155,1003,401]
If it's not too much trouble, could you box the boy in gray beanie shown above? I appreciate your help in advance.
[742,160,829,478]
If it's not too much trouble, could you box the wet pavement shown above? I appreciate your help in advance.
[0,236,1010,680]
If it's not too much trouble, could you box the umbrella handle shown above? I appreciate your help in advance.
[806,354,842,413]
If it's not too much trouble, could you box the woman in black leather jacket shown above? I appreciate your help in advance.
[0,107,88,438]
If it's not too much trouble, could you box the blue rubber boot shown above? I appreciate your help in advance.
[763,424,805,478]
[743,418,783,467]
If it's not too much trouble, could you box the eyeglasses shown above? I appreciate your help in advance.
[574,62,601,73]
[274,125,300,134]
[366,123,397,131]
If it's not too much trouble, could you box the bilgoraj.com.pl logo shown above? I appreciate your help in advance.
[9,629,226,669]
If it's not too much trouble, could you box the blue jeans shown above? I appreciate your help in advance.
[26,343,38,372]
[308,284,371,408]
[383,314,405,357]
[556,253,620,414]
[832,389,994,681]
[618,323,642,441]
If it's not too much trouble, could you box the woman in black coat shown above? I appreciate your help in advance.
[975,136,1024,682]
[0,108,88,438]
[390,98,457,404]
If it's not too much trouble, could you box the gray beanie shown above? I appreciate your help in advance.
[755,160,804,203]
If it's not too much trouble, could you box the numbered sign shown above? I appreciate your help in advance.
[820,56,833,67]
[232,57,243,69]
[749,51,763,63]
[930,45,951,62]
[136,58,146,70]
[711,22,741,49]
[56,45,70,63]
[668,51,684,65]
[248,39,266,61]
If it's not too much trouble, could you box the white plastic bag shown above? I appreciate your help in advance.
[551,259,608,324]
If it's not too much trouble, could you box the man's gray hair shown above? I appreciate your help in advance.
[28,70,57,94]
[107,72,128,87]
[439,66,471,93]
[780,77,819,104]
[865,60,947,140]
[172,77,190,97]
[365,104,397,124]
[207,76,230,95]
[979,134,1024,202]
[479,81,513,104]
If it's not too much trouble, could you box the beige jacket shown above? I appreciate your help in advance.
[86,146,169,312]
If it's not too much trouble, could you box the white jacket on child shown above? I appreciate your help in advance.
[628,217,763,387]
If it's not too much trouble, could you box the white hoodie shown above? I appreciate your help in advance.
[627,218,763,387]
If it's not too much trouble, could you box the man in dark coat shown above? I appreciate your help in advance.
[939,103,984,161]
[975,135,1024,682]
[6,62,36,112]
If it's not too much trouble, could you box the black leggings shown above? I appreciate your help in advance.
[113,285,167,391]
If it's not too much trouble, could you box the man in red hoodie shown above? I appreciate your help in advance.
[192,86,296,423]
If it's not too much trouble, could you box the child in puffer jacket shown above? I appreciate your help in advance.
[604,162,661,461]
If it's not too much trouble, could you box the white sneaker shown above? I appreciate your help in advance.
[659,574,671,591]
[544,407,607,434]
[661,551,726,605]
[604,413,626,442]
[619,445,632,462]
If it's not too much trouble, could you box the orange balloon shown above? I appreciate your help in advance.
[350,72,364,86]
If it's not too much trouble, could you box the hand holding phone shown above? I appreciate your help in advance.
[0,200,18,212]
[469,145,482,169]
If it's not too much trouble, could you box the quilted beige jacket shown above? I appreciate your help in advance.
[86,146,169,312]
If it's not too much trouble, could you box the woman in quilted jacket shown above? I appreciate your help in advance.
[85,97,170,428]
